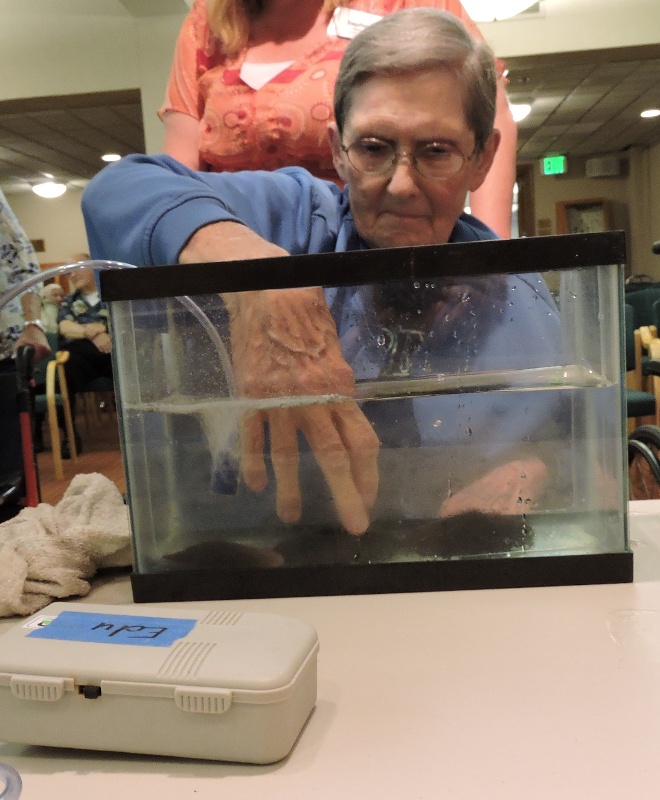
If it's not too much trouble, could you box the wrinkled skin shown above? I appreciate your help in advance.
[228,287,380,535]
[181,223,379,535]
[439,457,549,518]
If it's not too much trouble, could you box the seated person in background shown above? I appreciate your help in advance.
[32,281,65,452]
[82,9,561,537]
[57,267,113,456]
[41,282,64,335]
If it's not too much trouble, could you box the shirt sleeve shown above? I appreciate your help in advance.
[81,155,343,268]
[158,0,209,121]
[0,189,41,294]
[57,294,75,324]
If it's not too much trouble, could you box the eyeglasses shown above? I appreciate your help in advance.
[341,137,474,180]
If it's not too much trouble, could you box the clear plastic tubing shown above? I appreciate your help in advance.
[0,763,22,800]
[0,259,234,395]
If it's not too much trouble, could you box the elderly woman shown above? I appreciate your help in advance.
[162,0,517,238]
[41,282,64,335]
[83,9,559,537]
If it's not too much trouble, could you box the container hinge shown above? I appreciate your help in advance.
[174,686,232,714]
[10,674,72,702]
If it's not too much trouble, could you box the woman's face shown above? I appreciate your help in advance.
[329,68,499,249]
[68,268,97,293]
[45,285,64,304]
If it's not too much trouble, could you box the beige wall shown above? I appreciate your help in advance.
[1,2,142,102]
[0,0,186,261]
[480,0,660,57]
[6,188,88,265]
[134,13,186,155]
[0,0,184,155]
[527,142,660,278]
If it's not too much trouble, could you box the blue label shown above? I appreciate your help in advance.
[28,611,196,647]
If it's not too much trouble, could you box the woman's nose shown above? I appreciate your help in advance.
[386,154,419,194]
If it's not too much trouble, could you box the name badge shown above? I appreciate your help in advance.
[327,7,383,39]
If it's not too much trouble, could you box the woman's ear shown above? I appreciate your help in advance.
[328,123,349,183]
[467,129,501,193]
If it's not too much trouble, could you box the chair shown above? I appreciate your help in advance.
[651,298,660,342]
[629,424,660,500]
[625,286,660,329]
[80,375,115,436]
[46,331,115,442]
[32,332,78,480]
[625,287,660,384]
[625,303,659,432]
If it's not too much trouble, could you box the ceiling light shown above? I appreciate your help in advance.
[32,181,67,199]
[510,102,532,122]
[640,108,660,119]
[101,153,121,162]
[461,1,538,22]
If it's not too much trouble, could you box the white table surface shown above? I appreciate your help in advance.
[2,502,660,800]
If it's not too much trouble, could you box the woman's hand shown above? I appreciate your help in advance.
[17,325,51,363]
[439,456,548,518]
[179,222,380,535]
[84,322,107,339]
[229,287,380,535]
[91,331,112,354]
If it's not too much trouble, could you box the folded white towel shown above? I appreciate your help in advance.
[0,473,132,617]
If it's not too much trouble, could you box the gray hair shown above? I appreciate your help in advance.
[334,8,497,153]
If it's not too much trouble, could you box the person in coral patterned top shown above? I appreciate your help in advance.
[161,0,517,237]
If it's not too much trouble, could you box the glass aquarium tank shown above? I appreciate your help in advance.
[100,231,632,602]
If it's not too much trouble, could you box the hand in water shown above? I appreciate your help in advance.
[228,287,380,535]
[180,222,380,535]
[439,457,548,518]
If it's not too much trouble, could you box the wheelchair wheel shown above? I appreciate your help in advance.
[628,424,660,500]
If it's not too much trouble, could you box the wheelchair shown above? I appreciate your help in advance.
[629,424,660,500]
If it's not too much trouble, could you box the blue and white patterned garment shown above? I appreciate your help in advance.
[57,289,109,339]
[0,189,42,361]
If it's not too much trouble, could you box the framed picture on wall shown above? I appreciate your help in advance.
[556,198,612,235]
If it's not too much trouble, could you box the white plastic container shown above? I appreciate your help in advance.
[0,602,318,764]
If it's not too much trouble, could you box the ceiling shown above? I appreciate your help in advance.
[1,43,659,194]
[506,43,660,160]
[0,89,145,194]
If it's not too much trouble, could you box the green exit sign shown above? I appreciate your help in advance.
[542,155,567,175]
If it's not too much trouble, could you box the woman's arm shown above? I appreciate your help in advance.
[162,111,203,171]
[18,292,51,362]
[58,319,106,341]
[159,0,207,169]
[181,222,380,536]
[468,79,517,239]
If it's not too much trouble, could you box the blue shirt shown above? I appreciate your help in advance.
[82,155,564,518]
[57,289,109,344]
